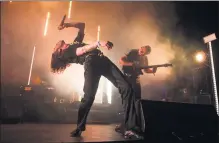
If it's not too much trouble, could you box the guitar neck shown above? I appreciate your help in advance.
[139,64,171,69]
[122,64,172,74]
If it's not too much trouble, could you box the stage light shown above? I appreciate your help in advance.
[27,46,36,85]
[68,1,72,19]
[44,12,50,36]
[194,51,206,63]
[24,86,32,91]
[97,25,100,41]
[203,33,218,115]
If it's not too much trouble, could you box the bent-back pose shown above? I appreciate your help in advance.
[50,20,144,139]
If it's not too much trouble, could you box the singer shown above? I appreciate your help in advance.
[51,20,144,139]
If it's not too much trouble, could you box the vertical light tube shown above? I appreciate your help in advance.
[27,46,36,85]
[68,1,72,19]
[44,12,50,36]
[208,42,219,115]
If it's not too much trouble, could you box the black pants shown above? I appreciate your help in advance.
[119,75,145,132]
[76,54,144,132]
[127,76,141,100]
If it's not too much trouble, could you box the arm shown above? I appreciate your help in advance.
[142,57,156,74]
[59,22,85,31]
[64,22,85,29]
[58,22,85,43]
[62,41,112,60]
[76,41,112,56]
[61,42,98,59]
[65,22,85,43]
[76,42,99,56]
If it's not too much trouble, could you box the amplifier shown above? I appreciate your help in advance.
[195,94,211,105]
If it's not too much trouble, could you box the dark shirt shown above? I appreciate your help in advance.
[122,49,148,76]
[61,29,86,64]
[59,28,100,65]
[62,42,101,65]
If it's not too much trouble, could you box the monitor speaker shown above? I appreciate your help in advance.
[141,100,218,142]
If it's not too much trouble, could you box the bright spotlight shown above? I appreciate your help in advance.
[195,51,206,63]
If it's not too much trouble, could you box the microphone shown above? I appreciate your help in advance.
[59,14,66,27]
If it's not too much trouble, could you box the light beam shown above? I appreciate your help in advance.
[68,1,72,19]
[27,46,36,85]
[44,12,50,36]
[97,25,100,41]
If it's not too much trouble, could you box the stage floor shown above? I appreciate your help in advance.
[0,124,142,143]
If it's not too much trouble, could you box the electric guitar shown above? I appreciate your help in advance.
[122,63,173,76]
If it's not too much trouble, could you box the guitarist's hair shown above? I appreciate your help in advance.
[142,45,151,55]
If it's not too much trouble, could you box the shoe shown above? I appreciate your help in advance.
[70,128,83,137]
[124,130,144,140]
[115,124,124,134]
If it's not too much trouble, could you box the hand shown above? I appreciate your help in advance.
[98,41,113,50]
[58,24,65,30]
[152,67,157,73]
[106,41,113,50]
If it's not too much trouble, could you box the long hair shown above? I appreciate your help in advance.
[50,40,70,74]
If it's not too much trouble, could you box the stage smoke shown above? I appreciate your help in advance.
[1,2,203,101]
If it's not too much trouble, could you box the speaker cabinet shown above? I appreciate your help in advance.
[141,100,218,142]
[195,94,211,105]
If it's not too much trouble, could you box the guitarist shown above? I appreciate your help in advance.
[116,45,157,134]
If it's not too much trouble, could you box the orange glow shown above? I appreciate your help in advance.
[24,87,32,91]
[2,2,180,101]
[32,75,41,85]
